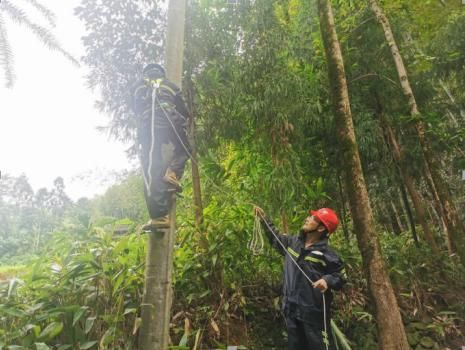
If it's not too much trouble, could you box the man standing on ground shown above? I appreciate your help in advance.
[254,206,345,350]
[131,63,190,231]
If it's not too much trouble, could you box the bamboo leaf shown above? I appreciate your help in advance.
[37,322,63,342]
[23,324,41,338]
[84,317,96,334]
[123,308,137,316]
[192,329,201,350]
[7,278,21,298]
[79,341,98,350]
[73,307,88,326]
[111,269,126,296]
[56,345,72,350]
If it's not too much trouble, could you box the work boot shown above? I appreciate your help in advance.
[142,216,170,232]
[163,168,182,191]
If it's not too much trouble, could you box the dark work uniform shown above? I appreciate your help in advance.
[131,77,190,219]
[260,217,345,350]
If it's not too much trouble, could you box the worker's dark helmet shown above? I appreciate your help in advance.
[143,63,165,80]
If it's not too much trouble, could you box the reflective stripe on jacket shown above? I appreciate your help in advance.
[260,217,346,325]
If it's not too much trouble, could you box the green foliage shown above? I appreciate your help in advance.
[0,226,145,349]
[75,0,166,143]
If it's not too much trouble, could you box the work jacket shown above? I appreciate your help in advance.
[260,217,345,326]
[131,77,189,130]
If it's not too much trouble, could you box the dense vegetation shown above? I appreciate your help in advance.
[1,0,465,349]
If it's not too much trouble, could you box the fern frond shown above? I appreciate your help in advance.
[20,0,57,27]
[0,12,15,88]
[2,0,79,67]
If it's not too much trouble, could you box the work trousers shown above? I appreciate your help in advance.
[139,115,189,219]
[286,316,334,350]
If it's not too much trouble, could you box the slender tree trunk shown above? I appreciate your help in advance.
[139,1,186,349]
[370,0,465,265]
[184,4,206,252]
[390,199,406,233]
[399,183,419,245]
[316,1,410,348]
[375,97,438,250]
[387,135,439,253]
[185,74,204,226]
[424,170,456,254]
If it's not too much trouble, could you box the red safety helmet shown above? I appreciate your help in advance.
[310,208,339,234]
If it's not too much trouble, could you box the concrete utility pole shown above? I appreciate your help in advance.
[138,1,187,349]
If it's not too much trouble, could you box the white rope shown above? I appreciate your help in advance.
[248,213,265,255]
[145,86,159,197]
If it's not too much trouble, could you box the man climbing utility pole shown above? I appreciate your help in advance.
[137,1,187,349]
[132,63,190,231]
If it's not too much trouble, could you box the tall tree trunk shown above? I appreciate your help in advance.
[139,1,187,349]
[370,0,465,266]
[316,1,410,348]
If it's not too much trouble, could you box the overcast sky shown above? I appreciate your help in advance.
[0,0,135,200]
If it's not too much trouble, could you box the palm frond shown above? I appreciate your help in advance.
[0,12,15,88]
[20,0,57,27]
[331,320,353,350]
[2,0,79,67]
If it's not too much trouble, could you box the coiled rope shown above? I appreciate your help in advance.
[248,213,266,255]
